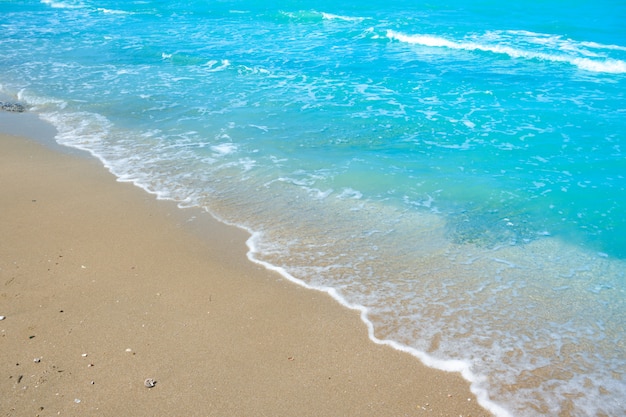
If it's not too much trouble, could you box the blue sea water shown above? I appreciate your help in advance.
[1,1,625,415]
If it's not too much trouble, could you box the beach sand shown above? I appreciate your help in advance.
[0,112,492,416]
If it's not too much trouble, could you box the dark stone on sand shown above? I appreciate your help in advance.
[0,101,26,112]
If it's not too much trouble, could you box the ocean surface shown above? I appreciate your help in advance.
[1,1,625,415]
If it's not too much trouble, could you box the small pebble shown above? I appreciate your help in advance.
[81,353,88,357]
[74,398,81,404]
[34,358,41,363]
[144,378,157,388]
[0,315,6,320]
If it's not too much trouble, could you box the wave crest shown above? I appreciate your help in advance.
[386,30,626,74]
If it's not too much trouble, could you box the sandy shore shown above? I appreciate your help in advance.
[0,113,492,416]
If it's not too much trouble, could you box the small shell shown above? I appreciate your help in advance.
[144,378,157,388]
[34,357,41,363]
[0,316,6,321]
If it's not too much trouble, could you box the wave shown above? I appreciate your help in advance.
[581,41,626,52]
[277,10,323,23]
[321,12,366,22]
[244,231,515,417]
[41,0,137,18]
[96,8,133,15]
[386,30,626,74]
[40,0,84,9]
[277,10,366,24]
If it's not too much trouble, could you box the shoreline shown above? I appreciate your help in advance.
[0,113,492,416]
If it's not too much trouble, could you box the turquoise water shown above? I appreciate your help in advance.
[1,1,625,415]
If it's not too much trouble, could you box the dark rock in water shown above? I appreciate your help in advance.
[0,101,26,112]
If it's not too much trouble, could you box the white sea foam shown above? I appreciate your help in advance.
[211,143,237,156]
[204,59,231,72]
[573,57,626,73]
[238,157,256,173]
[238,65,271,75]
[39,111,111,151]
[305,187,333,199]
[581,41,626,52]
[249,124,269,132]
[40,0,84,9]
[337,188,363,200]
[386,30,626,74]
[17,89,67,110]
[97,8,131,15]
[321,12,366,22]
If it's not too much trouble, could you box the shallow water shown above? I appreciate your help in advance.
[1,1,625,415]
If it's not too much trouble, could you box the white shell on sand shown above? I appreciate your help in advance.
[144,378,157,388]
[0,316,6,320]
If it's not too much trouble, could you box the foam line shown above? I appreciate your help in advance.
[243,231,515,417]
[386,30,626,74]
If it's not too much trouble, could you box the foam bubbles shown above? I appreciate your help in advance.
[211,143,238,156]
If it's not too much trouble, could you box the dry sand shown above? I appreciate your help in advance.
[0,113,492,416]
